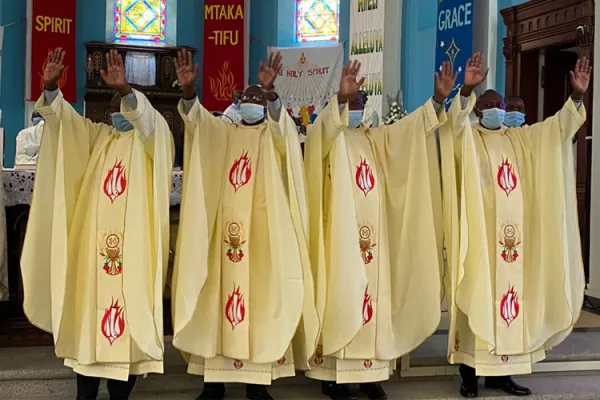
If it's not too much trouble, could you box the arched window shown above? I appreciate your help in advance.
[114,0,167,41]
[296,0,340,43]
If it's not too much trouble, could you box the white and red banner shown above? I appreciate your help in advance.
[30,0,77,102]
[268,44,344,126]
[202,1,246,111]
[350,0,384,116]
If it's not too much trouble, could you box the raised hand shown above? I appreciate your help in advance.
[100,49,129,94]
[174,50,199,98]
[258,52,282,90]
[434,61,458,103]
[462,52,489,95]
[338,60,365,103]
[43,48,66,90]
[571,56,592,100]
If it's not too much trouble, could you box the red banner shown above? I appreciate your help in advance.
[30,0,77,103]
[202,1,245,111]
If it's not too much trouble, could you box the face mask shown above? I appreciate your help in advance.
[239,103,265,124]
[348,110,364,128]
[111,113,134,132]
[480,108,505,130]
[32,117,43,126]
[504,111,525,128]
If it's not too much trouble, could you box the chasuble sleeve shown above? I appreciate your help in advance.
[22,91,114,334]
[314,95,350,157]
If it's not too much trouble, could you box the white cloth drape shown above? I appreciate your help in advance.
[125,52,157,87]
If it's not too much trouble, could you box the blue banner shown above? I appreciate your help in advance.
[435,0,474,108]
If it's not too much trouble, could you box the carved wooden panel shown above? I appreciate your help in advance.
[501,0,595,281]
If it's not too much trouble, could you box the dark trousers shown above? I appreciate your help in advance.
[460,364,509,381]
[76,374,137,400]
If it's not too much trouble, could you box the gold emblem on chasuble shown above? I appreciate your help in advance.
[103,160,127,203]
[312,345,324,366]
[500,285,520,327]
[229,150,252,192]
[497,157,518,196]
[501,355,510,364]
[453,332,460,352]
[225,285,246,329]
[224,222,246,262]
[233,359,244,369]
[276,357,286,366]
[355,158,375,196]
[359,225,376,265]
[363,360,373,369]
[101,298,125,345]
[99,232,123,275]
[498,224,521,263]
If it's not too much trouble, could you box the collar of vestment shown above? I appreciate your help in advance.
[475,123,508,136]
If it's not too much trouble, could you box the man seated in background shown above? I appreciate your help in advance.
[222,89,243,123]
[15,111,44,166]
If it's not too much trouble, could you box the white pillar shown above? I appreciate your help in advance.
[472,0,498,95]
[586,0,600,299]
[382,0,402,116]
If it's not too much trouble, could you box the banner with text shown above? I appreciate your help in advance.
[350,0,384,116]
[30,0,76,102]
[202,1,245,111]
[435,0,474,109]
[268,45,343,126]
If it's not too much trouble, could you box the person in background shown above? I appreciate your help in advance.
[504,95,526,128]
[222,89,243,123]
[348,90,380,129]
[15,111,45,166]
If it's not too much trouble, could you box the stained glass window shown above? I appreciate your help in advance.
[296,0,340,43]
[114,0,166,41]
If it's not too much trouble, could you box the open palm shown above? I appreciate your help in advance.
[43,48,65,87]
[571,56,592,95]
[464,52,489,88]
[434,61,458,100]
[339,60,365,98]
[174,50,199,90]
[100,49,126,90]
[258,52,282,89]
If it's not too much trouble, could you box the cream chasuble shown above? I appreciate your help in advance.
[21,90,174,381]
[304,95,445,383]
[172,98,318,385]
[438,93,586,376]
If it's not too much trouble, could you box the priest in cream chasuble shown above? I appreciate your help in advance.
[21,49,174,396]
[303,61,454,400]
[436,54,590,398]
[170,51,318,400]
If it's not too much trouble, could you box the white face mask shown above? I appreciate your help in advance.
[348,110,364,128]
[239,103,265,124]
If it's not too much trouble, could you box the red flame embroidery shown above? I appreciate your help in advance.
[500,285,520,327]
[229,151,252,192]
[356,158,375,196]
[225,285,246,329]
[363,287,373,325]
[103,160,127,203]
[101,298,126,345]
[363,360,373,369]
[497,158,518,196]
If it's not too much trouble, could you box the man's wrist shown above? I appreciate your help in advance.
[265,90,278,102]
[572,91,584,101]
[337,93,348,104]
[433,93,446,104]
[44,82,58,91]
[182,87,196,100]
[460,85,474,97]
[117,85,132,97]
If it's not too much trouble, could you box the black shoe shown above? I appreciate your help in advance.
[359,383,387,400]
[196,382,226,400]
[321,381,358,400]
[245,384,273,400]
[459,364,479,398]
[485,376,532,396]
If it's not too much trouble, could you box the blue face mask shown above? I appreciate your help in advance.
[32,117,43,126]
[239,103,265,124]
[348,110,364,129]
[111,113,134,132]
[480,108,506,130]
[504,111,526,128]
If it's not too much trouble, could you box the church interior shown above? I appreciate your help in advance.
[1,0,600,398]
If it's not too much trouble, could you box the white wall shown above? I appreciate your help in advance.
[586,0,600,299]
